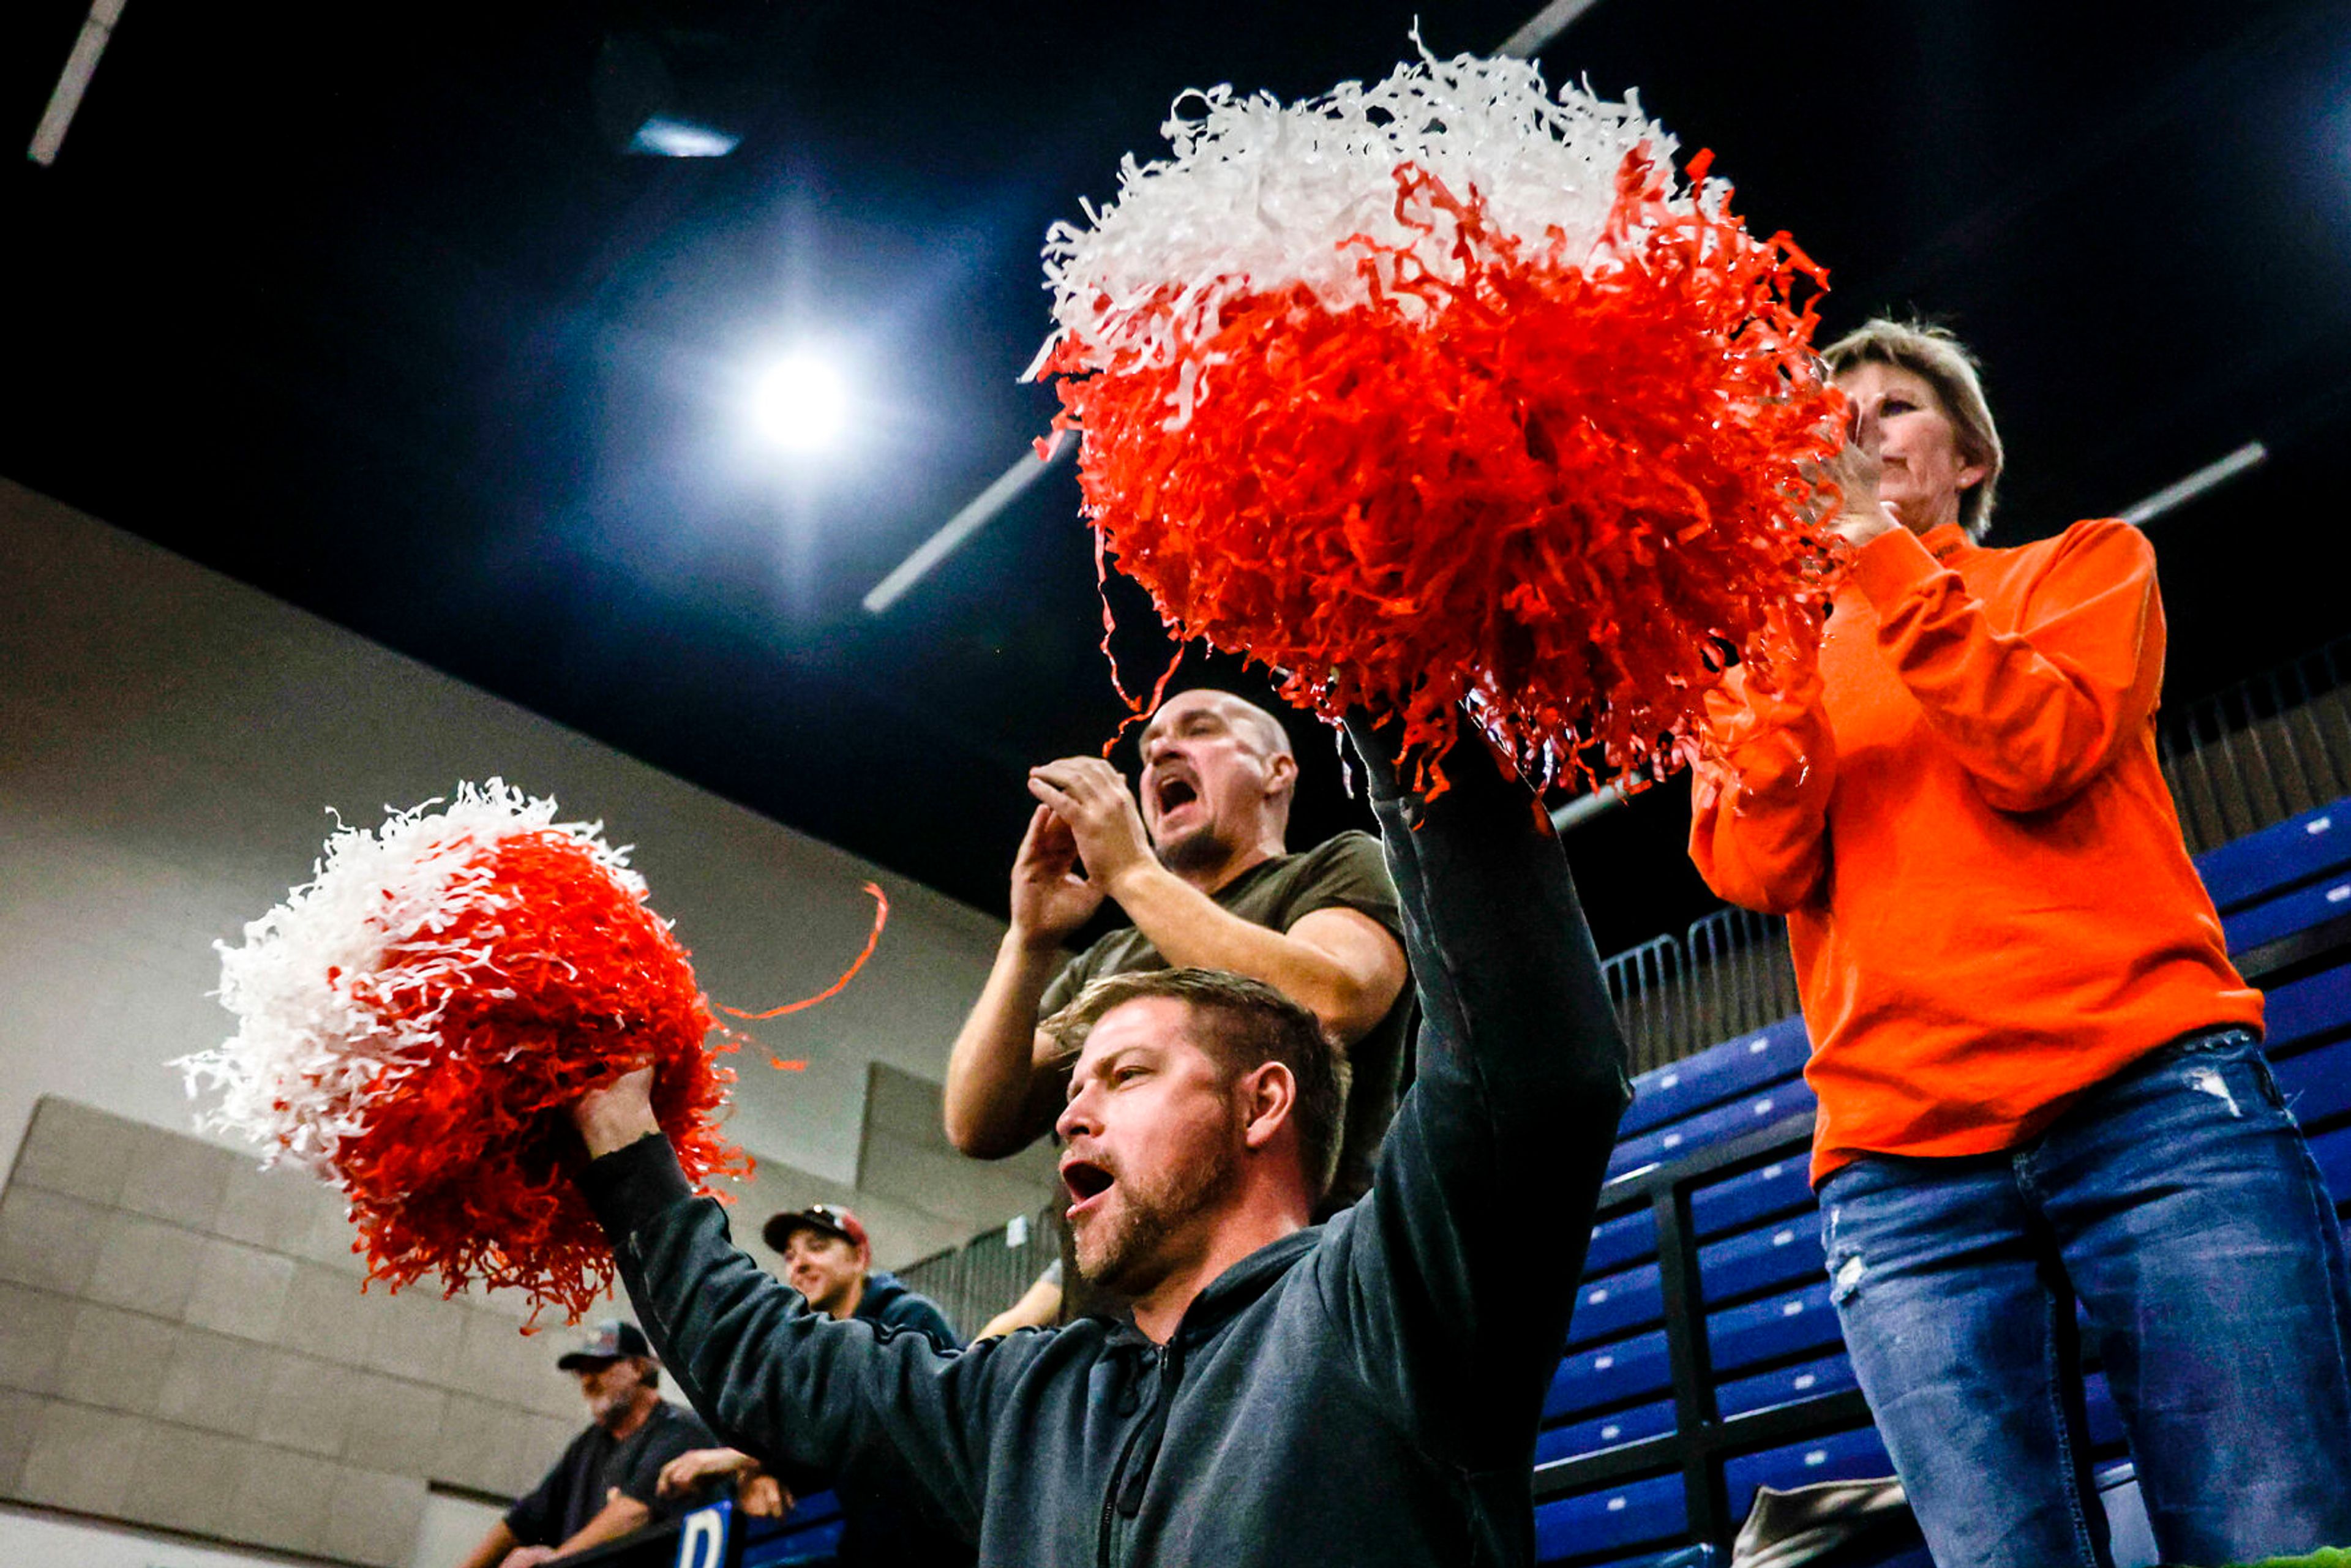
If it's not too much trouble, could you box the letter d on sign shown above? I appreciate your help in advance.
[677,1502,728,1568]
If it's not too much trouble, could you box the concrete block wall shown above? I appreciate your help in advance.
[0,1097,594,1566]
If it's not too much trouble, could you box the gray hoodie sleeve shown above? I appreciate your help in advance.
[577,1138,1026,1538]
[1314,718,1630,1470]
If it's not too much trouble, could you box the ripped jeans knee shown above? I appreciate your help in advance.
[1822,1202,1868,1304]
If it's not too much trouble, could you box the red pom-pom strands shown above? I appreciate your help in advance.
[1033,46,1845,790]
[179,782,748,1324]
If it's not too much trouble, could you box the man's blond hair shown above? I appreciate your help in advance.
[1822,318,2004,540]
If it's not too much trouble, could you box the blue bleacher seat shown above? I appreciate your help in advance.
[2194,798,2351,913]
[1717,1351,1856,1419]
[1547,1330,1673,1419]
[1554,1277,1849,1431]
[743,1515,845,1567]
[2259,962,2351,1054]
[1698,1212,1824,1305]
[1610,1083,1819,1180]
[2272,1036,2351,1127]
[1570,1261,1666,1348]
[1538,1396,1677,1466]
[1621,1016,1810,1137]
[1585,1208,1660,1278]
[1721,1425,1893,1525]
[740,1490,849,1567]
[1690,1157,1815,1239]
[1535,1471,1689,1560]
[1707,1283,1840,1376]
[2223,874,2351,951]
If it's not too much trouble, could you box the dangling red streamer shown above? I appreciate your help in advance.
[720,882,890,1021]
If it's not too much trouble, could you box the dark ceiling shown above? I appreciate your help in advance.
[6,0,2349,956]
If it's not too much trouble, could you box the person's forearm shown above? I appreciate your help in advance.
[1348,723,1624,1106]
[977,1271,1062,1338]
[1689,721,1835,914]
[1859,521,2159,812]
[454,1520,519,1568]
[550,1497,651,1558]
[1328,718,1629,1469]
[942,933,1065,1157]
[1102,863,1387,1041]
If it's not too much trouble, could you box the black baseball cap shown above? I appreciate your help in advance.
[762,1203,870,1255]
[556,1318,651,1370]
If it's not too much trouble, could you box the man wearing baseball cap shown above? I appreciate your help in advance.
[765,1204,959,1345]
[656,1203,970,1566]
[450,1319,718,1568]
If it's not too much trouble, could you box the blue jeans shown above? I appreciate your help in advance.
[1819,1029,2351,1567]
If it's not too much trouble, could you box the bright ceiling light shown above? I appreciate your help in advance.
[750,353,850,452]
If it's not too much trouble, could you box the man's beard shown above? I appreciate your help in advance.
[1073,1127,1241,1298]
[1155,818,1234,877]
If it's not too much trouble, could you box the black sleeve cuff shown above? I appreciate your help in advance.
[579,1131,696,1244]
[1340,713,1411,805]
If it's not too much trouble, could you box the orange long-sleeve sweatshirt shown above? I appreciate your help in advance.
[1689,518,2261,1184]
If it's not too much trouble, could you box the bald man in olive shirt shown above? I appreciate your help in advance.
[947,690,1411,1326]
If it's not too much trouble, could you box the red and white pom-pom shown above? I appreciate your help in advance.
[1034,42,1845,789]
[179,781,747,1322]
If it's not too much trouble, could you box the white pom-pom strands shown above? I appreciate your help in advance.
[179,781,640,1177]
[1035,42,1689,392]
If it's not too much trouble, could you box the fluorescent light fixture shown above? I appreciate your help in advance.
[1496,0,1605,59]
[1550,781,1630,834]
[631,118,740,158]
[2118,441,2268,527]
[750,354,850,452]
[28,0,126,167]
[864,434,1074,613]
[593,31,748,160]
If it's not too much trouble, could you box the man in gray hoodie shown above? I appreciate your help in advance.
[568,716,1629,1567]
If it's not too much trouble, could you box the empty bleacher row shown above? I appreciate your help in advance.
[1531,797,2351,1565]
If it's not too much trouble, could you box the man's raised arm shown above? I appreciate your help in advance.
[568,1073,1016,1539]
[1320,718,1630,1468]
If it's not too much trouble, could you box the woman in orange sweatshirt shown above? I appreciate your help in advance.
[1690,319,2351,1566]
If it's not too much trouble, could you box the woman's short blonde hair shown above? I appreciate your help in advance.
[1822,318,2004,539]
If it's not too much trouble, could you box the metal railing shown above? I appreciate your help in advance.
[1602,912,1799,1079]
[896,1202,1061,1341]
[1602,935,1691,1078]
[2159,636,2351,853]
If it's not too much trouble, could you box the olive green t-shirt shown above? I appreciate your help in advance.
[1038,829,1412,1212]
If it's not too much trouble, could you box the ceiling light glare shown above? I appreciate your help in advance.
[750,354,850,452]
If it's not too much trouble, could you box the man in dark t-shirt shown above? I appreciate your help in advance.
[945,688,1411,1328]
[452,1319,716,1567]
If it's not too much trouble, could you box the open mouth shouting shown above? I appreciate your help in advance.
[1149,769,1200,825]
[1060,1153,1116,1221]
